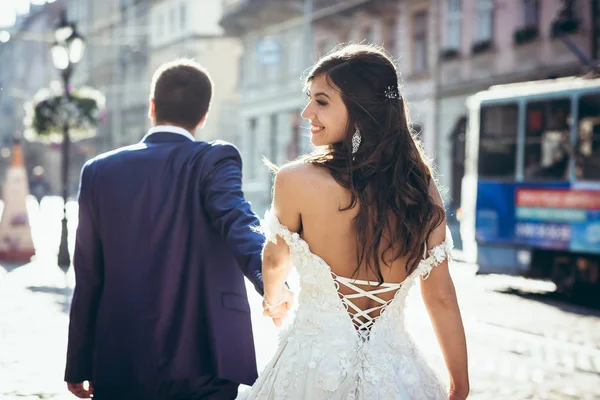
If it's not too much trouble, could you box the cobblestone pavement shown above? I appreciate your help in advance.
[1,199,599,399]
[2,259,598,400]
[412,265,600,400]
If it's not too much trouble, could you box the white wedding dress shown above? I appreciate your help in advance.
[238,210,452,399]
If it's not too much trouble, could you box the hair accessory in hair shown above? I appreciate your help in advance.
[352,129,362,154]
[384,85,400,100]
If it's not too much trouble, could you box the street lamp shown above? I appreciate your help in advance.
[51,9,85,269]
[0,31,10,43]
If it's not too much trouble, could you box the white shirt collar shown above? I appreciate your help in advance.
[145,125,195,141]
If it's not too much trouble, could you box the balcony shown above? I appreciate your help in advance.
[222,0,248,14]
[310,0,395,25]
[551,18,580,38]
[550,1,581,39]
[440,48,460,62]
[471,39,493,55]
[220,0,393,36]
[221,0,304,36]
[514,26,539,45]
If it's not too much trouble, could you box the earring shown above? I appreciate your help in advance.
[352,129,361,154]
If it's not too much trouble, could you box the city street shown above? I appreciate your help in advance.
[1,198,599,400]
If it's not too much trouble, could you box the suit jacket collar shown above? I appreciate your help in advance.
[142,125,195,143]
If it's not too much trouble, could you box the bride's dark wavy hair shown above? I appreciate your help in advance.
[302,44,445,282]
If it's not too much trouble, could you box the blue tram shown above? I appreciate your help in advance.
[461,77,600,299]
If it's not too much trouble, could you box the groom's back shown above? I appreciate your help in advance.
[91,140,208,279]
[67,59,262,396]
[80,137,228,388]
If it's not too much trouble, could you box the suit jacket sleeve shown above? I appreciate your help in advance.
[200,142,265,295]
[65,161,104,383]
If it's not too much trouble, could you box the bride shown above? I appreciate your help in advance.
[239,44,469,400]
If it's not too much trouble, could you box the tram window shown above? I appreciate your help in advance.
[576,94,600,180]
[524,98,571,181]
[478,104,518,178]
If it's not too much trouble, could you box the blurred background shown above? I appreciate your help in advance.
[0,0,600,399]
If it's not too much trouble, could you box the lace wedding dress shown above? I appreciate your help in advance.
[238,210,452,399]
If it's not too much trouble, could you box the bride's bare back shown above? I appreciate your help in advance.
[241,160,453,399]
[275,161,415,317]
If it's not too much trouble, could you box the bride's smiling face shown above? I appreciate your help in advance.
[301,73,349,147]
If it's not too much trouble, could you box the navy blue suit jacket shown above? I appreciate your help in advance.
[65,131,264,390]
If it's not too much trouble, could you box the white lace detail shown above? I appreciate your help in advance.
[238,209,451,400]
[333,275,402,333]
[416,226,454,280]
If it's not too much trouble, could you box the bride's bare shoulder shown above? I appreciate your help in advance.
[275,159,332,186]
[272,161,337,209]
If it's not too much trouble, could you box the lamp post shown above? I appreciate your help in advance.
[51,9,85,269]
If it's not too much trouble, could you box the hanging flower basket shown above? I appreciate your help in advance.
[23,83,106,144]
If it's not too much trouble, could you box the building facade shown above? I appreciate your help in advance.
[2,0,596,209]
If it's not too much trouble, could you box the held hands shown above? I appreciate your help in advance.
[262,287,294,327]
[67,381,94,398]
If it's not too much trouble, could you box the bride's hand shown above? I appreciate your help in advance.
[263,287,294,327]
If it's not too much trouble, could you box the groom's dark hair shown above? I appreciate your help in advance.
[150,59,213,131]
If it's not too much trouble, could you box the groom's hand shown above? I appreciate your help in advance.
[263,289,294,327]
[67,381,94,398]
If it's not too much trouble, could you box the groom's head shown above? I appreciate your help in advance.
[149,59,213,133]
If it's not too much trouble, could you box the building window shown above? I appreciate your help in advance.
[383,18,397,55]
[180,3,187,29]
[476,0,494,42]
[445,0,461,49]
[288,34,302,75]
[514,0,539,44]
[249,39,259,85]
[523,0,538,27]
[170,7,176,33]
[158,13,164,38]
[277,39,288,77]
[413,11,428,73]
[135,1,147,19]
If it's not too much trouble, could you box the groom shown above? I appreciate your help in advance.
[65,59,268,400]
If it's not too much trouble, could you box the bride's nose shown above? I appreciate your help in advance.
[301,104,313,120]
